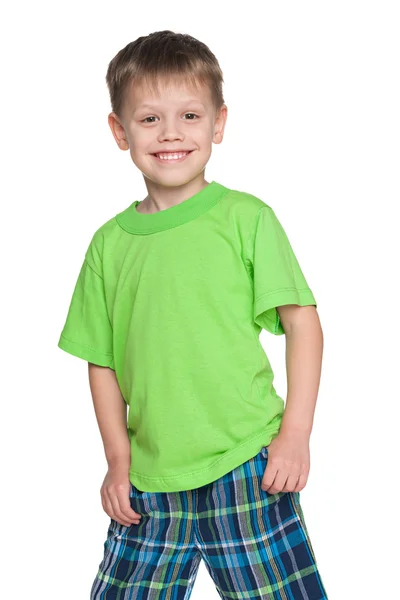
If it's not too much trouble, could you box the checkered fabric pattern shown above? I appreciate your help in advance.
[91,445,328,599]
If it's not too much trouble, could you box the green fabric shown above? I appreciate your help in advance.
[58,181,317,492]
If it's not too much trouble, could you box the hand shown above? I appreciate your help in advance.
[100,468,142,527]
[261,430,310,494]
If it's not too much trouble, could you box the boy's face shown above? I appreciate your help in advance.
[108,77,227,188]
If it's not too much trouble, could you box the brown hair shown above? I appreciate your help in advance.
[105,30,225,119]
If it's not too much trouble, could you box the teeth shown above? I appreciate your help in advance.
[155,152,189,160]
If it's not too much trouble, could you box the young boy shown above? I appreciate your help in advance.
[58,30,328,600]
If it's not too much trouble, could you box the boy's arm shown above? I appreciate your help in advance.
[278,304,323,437]
[260,304,323,494]
[88,363,131,470]
[88,363,141,526]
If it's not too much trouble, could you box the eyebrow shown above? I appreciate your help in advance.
[134,99,205,112]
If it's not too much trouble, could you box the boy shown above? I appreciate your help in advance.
[58,30,328,600]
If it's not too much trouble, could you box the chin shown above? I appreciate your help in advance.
[143,171,203,187]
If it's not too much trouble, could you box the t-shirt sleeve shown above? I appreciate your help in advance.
[57,234,114,368]
[246,205,317,336]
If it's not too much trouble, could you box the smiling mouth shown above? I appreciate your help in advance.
[151,150,194,163]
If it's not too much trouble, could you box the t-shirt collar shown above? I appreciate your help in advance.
[116,180,229,235]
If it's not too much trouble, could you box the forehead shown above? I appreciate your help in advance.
[125,77,213,114]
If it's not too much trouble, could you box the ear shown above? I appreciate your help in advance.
[213,104,228,145]
[108,112,130,151]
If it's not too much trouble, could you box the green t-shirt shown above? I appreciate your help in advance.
[58,181,317,492]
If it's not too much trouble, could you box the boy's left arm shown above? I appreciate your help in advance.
[261,305,324,494]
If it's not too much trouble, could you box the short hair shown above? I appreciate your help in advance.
[105,30,225,118]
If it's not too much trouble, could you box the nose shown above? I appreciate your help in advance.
[157,117,184,143]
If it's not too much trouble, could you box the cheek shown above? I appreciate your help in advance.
[192,127,214,148]
[127,127,150,146]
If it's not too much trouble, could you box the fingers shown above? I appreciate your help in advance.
[261,467,308,495]
[293,472,308,493]
[260,434,310,494]
[283,474,301,492]
[116,493,143,524]
[261,464,278,492]
[101,484,142,527]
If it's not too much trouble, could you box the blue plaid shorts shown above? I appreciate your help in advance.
[90,445,328,599]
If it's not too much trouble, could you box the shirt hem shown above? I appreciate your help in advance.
[129,422,282,493]
[58,335,114,369]
[254,287,317,335]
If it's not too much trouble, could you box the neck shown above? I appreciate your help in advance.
[138,174,209,214]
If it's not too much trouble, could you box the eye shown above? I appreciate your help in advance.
[142,116,158,123]
[141,113,199,123]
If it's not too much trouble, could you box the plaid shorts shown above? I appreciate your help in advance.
[90,445,328,599]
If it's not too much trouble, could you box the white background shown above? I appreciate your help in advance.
[2,1,399,599]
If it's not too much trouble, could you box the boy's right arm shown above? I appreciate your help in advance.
[88,363,142,527]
